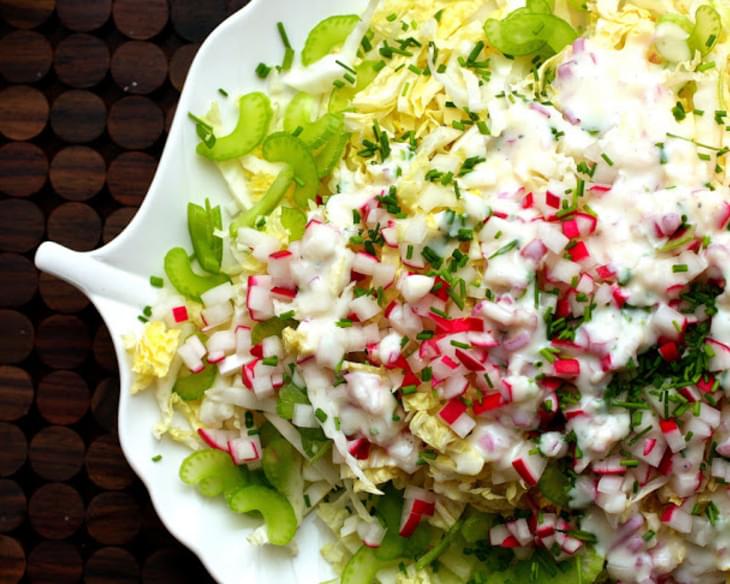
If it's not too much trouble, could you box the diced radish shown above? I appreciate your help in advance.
[551,259,581,283]
[468,331,498,348]
[633,435,666,468]
[490,524,520,548]
[206,330,235,364]
[538,222,569,253]
[398,274,435,303]
[595,264,616,281]
[217,353,248,376]
[347,437,371,460]
[201,302,233,330]
[684,417,711,441]
[567,241,590,262]
[707,337,730,371]
[235,326,252,356]
[545,191,561,209]
[438,375,468,400]
[349,295,381,321]
[553,358,580,378]
[511,446,547,486]
[711,457,730,482]
[431,355,462,383]
[381,223,398,248]
[521,191,534,209]
[611,285,628,308]
[450,412,476,438]
[660,504,692,534]
[178,335,207,372]
[520,239,547,262]
[200,282,233,307]
[718,201,730,230]
[271,286,296,300]
[506,518,532,546]
[197,427,235,451]
[696,375,716,393]
[418,337,442,361]
[438,398,467,424]
[246,275,274,321]
[658,341,680,362]
[678,386,701,402]
[698,403,721,428]
[358,520,386,548]
[172,305,189,323]
[372,262,397,287]
[660,419,686,453]
[472,392,505,415]
[292,403,318,428]
[454,348,485,371]
[399,510,422,537]
[228,435,262,465]
[241,358,259,390]
[268,249,294,286]
[592,456,626,475]
[352,252,379,276]
[428,314,484,334]
[561,536,583,555]
[652,304,686,340]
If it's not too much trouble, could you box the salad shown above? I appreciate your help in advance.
[127,0,730,582]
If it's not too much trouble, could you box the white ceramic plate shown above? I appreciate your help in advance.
[35,0,367,581]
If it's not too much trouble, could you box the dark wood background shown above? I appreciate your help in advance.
[0,1,252,581]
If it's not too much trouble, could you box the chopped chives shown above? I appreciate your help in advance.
[601,153,614,166]
[255,63,272,78]
[262,356,279,367]
[276,22,294,71]
[401,385,417,395]
[149,275,164,288]
[673,264,689,273]
[336,319,353,328]
[143,305,152,317]
[314,408,328,423]
[151,454,162,462]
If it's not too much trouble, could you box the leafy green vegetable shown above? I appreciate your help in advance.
[251,316,298,345]
[276,383,310,420]
[299,426,331,461]
[538,460,573,507]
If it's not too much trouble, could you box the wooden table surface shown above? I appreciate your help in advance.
[0,1,251,581]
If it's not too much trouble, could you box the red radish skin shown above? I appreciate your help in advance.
[172,306,189,323]
[438,399,467,424]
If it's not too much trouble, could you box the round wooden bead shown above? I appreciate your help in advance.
[107,96,163,149]
[49,146,106,201]
[107,151,156,206]
[113,0,169,40]
[0,0,54,29]
[0,366,33,422]
[85,434,134,490]
[142,548,210,584]
[28,483,84,539]
[29,426,85,481]
[54,33,110,89]
[0,479,26,532]
[93,325,118,371]
[0,85,48,140]
[46,201,101,251]
[85,546,139,584]
[50,89,106,143]
[35,315,90,369]
[0,142,47,198]
[0,423,26,477]
[0,310,34,365]
[0,30,52,83]
[169,43,198,91]
[111,41,168,95]
[27,541,82,584]
[0,535,25,584]
[0,199,44,253]
[56,0,110,32]
[0,254,37,307]
[38,273,89,313]
[36,370,89,425]
[91,378,119,433]
[170,0,227,42]
[102,207,137,243]
[86,491,141,544]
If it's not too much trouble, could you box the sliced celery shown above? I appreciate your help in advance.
[315,131,350,178]
[276,383,309,420]
[251,315,297,345]
[262,132,319,207]
[299,112,343,150]
[196,92,272,161]
[173,363,217,401]
[329,60,382,112]
[179,449,250,497]
[301,14,360,66]
[485,9,577,57]
[283,92,318,133]
[689,5,721,56]
[281,206,307,241]
[163,247,229,301]
[341,546,382,584]
[229,167,295,236]
[526,0,553,14]
[187,201,222,273]
[227,485,297,545]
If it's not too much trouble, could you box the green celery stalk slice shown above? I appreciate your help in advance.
[262,132,319,207]
[315,131,350,178]
[329,60,382,112]
[301,14,360,66]
[163,247,229,301]
[227,484,297,545]
[173,362,217,401]
[283,92,318,133]
[196,92,272,161]
[187,202,222,273]
[229,167,295,236]
[281,207,307,241]
[341,546,383,584]
[689,4,721,56]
